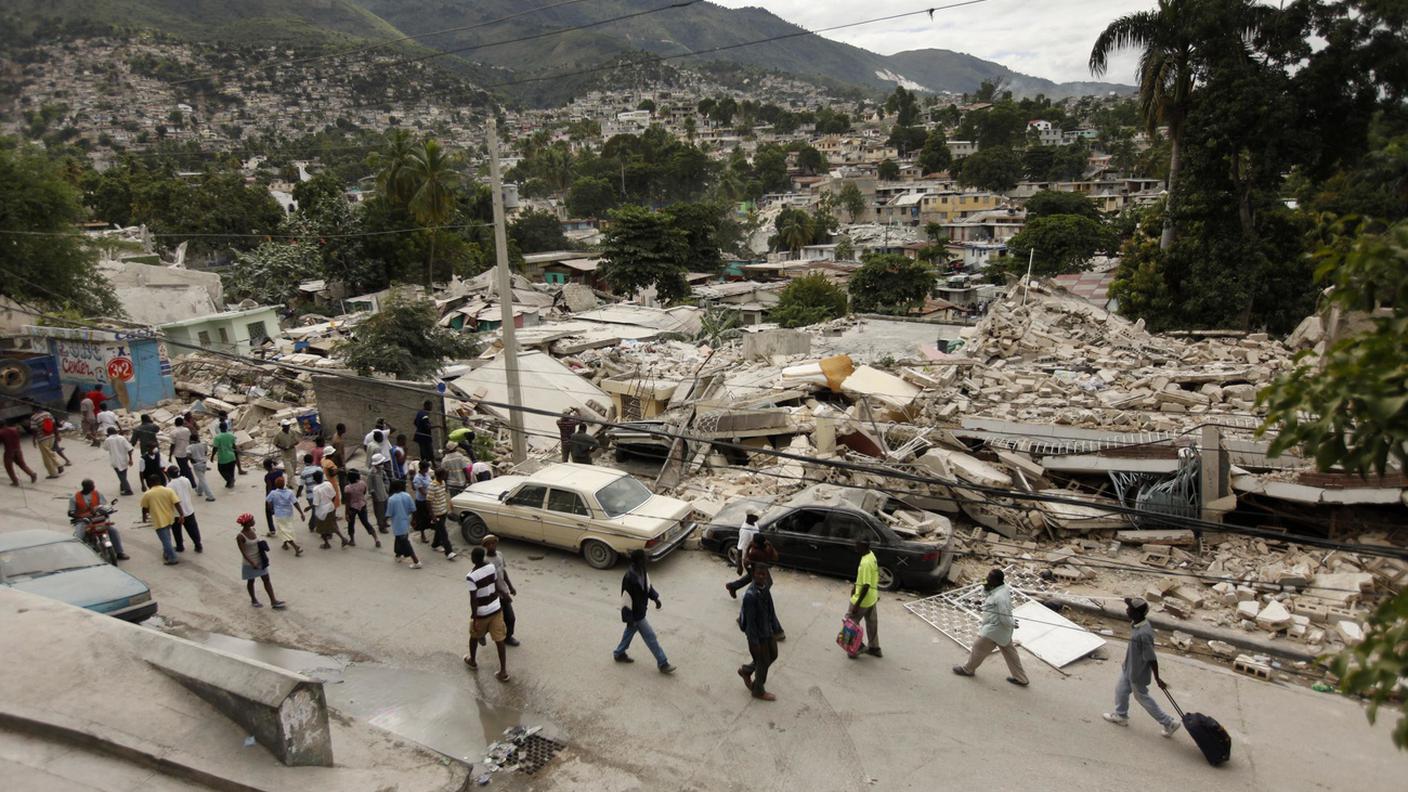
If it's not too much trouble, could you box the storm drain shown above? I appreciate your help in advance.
[515,734,566,776]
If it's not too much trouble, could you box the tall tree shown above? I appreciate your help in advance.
[1089,0,1198,250]
[599,205,689,303]
[776,209,814,258]
[917,129,953,175]
[372,128,418,206]
[838,181,867,222]
[849,253,937,315]
[341,291,478,380]
[406,139,461,290]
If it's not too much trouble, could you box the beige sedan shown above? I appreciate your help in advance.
[449,463,696,569]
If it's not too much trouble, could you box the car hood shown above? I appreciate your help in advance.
[611,494,694,535]
[5,564,149,610]
[451,475,528,508]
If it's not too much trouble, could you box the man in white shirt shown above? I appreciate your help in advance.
[101,428,135,496]
[736,513,759,573]
[95,405,120,436]
[169,417,193,482]
[311,468,350,549]
[362,419,393,463]
[164,465,203,553]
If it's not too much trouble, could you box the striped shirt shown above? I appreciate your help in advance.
[467,564,502,617]
[427,481,449,517]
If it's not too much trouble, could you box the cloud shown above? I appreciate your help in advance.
[708,0,1155,84]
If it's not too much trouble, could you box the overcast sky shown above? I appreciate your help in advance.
[708,0,1157,85]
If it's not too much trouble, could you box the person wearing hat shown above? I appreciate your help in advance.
[952,568,1028,686]
[320,445,342,510]
[368,452,392,533]
[1103,597,1180,737]
[442,442,471,493]
[236,513,285,609]
[273,420,300,476]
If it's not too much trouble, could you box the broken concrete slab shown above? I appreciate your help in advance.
[1117,529,1196,547]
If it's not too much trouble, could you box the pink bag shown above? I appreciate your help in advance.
[836,616,864,657]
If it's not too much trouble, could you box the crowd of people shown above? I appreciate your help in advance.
[27,392,1187,744]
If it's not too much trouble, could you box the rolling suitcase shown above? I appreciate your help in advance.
[1163,687,1231,766]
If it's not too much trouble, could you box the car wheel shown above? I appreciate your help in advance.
[459,513,488,544]
[724,545,740,567]
[582,539,618,570]
[102,542,119,566]
[877,565,898,591]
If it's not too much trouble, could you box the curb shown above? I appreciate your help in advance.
[0,708,268,792]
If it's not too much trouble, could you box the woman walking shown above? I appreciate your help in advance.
[236,513,285,609]
[310,469,350,550]
[427,467,456,560]
[343,469,379,548]
[264,475,305,556]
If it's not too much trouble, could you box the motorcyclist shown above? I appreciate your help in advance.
[71,478,129,560]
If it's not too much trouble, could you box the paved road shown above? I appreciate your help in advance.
[3,441,1401,791]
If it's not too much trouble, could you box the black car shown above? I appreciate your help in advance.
[699,485,954,591]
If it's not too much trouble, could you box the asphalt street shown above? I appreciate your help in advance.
[2,439,1402,792]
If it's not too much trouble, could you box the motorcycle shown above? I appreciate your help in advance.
[72,498,120,565]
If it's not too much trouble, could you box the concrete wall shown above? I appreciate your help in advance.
[742,329,812,361]
[312,374,445,461]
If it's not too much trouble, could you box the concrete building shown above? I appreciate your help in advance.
[161,305,282,358]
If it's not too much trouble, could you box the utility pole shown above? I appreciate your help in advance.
[487,121,527,463]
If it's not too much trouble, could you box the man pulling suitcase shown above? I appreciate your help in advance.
[1103,597,1181,738]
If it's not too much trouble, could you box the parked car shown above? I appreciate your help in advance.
[450,463,697,569]
[699,484,954,591]
[0,529,157,622]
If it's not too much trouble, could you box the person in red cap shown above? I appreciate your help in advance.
[236,513,285,609]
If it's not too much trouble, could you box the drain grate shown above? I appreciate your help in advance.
[514,734,565,776]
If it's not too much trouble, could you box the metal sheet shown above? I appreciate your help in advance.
[1011,600,1106,668]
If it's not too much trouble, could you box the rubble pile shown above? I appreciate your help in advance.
[906,284,1295,433]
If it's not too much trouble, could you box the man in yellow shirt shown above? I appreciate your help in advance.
[847,537,882,658]
[139,473,182,565]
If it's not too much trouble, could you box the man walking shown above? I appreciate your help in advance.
[95,402,119,437]
[131,414,160,477]
[273,420,300,476]
[385,479,421,569]
[212,423,241,488]
[442,442,471,493]
[568,423,598,465]
[464,547,511,682]
[726,513,761,597]
[413,400,435,462]
[1103,597,1181,738]
[30,407,63,478]
[164,465,203,553]
[368,453,391,533]
[139,473,181,565]
[427,467,456,560]
[613,549,676,673]
[952,568,1028,686]
[738,563,782,701]
[297,453,320,531]
[1,424,37,486]
[343,469,379,548]
[100,428,135,496]
[169,416,193,482]
[555,409,579,463]
[187,429,216,501]
[847,537,882,659]
[483,535,520,646]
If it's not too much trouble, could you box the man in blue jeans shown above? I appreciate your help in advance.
[614,549,676,673]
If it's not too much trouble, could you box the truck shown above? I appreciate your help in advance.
[0,353,68,426]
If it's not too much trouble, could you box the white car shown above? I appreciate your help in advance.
[450,463,696,569]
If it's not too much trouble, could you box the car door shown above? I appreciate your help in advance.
[817,511,874,576]
[764,508,830,574]
[541,487,592,550]
[500,484,547,543]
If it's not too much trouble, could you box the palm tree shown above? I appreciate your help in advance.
[407,139,461,290]
[372,128,418,205]
[1089,0,1200,251]
[778,211,814,259]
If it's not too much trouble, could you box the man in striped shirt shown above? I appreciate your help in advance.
[464,547,509,682]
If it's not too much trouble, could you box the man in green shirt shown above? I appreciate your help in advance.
[847,537,882,658]
[211,427,243,489]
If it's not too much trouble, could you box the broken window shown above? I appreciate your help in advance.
[246,321,268,344]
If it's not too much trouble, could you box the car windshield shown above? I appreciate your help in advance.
[595,476,653,518]
[0,541,103,582]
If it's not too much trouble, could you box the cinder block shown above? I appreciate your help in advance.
[1234,654,1272,680]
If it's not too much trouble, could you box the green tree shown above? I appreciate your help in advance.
[226,238,323,305]
[665,201,731,273]
[371,128,418,205]
[838,181,867,222]
[1025,190,1102,221]
[0,145,122,317]
[956,146,1021,192]
[599,205,689,302]
[774,273,848,328]
[796,145,828,176]
[877,159,899,181]
[834,235,855,261]
[849,253,936,314]
[406,139,461,290]
[566,176,617,219]
[776,208,814,257]
[887,125,928,158]
[509,209,568,254]
[884,86,920,127]
[341,291,478,380]
[1006,215,1116,276]
[917,129,952,175]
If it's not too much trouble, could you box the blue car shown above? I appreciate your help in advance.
[0,529,157,622]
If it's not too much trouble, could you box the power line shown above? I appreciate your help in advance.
[0,221,492,241]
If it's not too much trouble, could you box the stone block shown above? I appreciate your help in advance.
[1207,640,1238,657]
[1236,600,1261,621]
[1335,620,1364,644]
[1256,600,1292,631]
[1234,654,1272,680]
